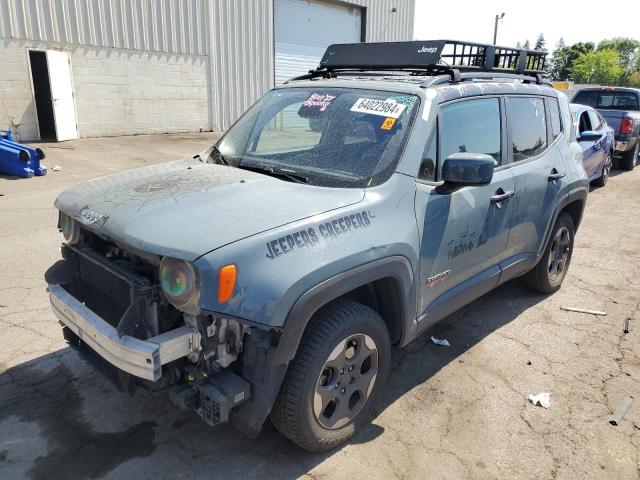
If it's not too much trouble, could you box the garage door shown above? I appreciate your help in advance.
[274,0,362,85]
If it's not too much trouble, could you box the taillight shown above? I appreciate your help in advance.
[620,117,634,135]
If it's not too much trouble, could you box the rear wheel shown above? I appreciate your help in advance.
[593,152,611,187]
[622,142,638,171]
[523,212,574,294]
[271,299,390,452]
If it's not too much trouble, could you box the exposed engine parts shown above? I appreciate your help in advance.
[201,316,244,369]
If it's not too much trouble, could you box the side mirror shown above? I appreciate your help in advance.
[578,130,602,142]
[441,153,495,186]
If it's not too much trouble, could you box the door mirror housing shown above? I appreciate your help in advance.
[441,153,495,186]
[578,130,602,142]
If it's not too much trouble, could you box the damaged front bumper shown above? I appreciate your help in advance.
[48,283,199,381]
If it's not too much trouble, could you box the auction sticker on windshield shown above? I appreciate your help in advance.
[351,98,407,118]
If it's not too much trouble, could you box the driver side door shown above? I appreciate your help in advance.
[414,97,515,330]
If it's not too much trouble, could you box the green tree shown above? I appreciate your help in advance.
[551,42,595,80]
[627,71,640,87]
[570,49,624,84]
[534,33,546,51]
[522,39,530,49]
[548,38,567,81]
[597,37,640,73]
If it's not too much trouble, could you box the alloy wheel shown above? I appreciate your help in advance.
[548,226,571,283]
[313,333,379,430]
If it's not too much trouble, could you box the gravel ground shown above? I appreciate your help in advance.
[0,133,638,480]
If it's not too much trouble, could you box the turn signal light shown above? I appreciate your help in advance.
[218,265,237,303]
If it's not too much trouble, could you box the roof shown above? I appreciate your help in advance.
[276,75,560,102]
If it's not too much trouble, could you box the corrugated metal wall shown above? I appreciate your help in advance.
[0,0,208,55]
[348,0,414,42]
[208,0,415,130]
[207,0,275,132]
[0,0,415,132]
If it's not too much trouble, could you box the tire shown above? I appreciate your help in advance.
[622,142,638,171]
[523,212,574,294]
[271,299,391,452]
[593,152,611,187]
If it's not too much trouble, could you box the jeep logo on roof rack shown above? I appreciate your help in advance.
[417,46,438,54]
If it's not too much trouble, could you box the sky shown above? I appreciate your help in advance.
[413,0,640,53]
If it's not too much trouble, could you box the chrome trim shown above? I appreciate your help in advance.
[48,283,197,381]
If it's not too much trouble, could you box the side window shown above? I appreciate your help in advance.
[509,97,548,161]
[549,99,562,140]
[578,112,592,134]
[587,111,601,131]
[438,98,502,174]
[418,127,437,181]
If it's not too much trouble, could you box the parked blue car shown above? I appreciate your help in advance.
[570,103,615,186]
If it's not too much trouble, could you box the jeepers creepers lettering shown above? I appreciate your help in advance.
[265,211,375,260]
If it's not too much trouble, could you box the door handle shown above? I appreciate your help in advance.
[548,169,565,181]
[490,188,514,206]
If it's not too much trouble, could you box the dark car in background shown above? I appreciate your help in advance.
[570,103,614,186]
[572,87,640,171]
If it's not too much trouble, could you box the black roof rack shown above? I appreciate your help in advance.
[287,40,549,84]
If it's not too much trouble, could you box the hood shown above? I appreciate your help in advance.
[55,158,364,261]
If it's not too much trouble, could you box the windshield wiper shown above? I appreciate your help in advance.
[237,164,309,184]
[210,144,230,166]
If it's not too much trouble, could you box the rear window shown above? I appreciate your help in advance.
[509,97,548,161]
[549,99,562,140]
[573,90,639,111]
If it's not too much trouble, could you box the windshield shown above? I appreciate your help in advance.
[212,87,419,188]
[573,90,639,111]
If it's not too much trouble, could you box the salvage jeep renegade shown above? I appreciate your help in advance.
[46,41,588,451]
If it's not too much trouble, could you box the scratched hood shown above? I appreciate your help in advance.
[55,158,364,261]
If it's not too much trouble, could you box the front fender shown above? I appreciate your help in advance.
[193,174,420,329]
[226,255,415,438]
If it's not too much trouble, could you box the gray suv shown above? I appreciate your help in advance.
[46,41,588,452]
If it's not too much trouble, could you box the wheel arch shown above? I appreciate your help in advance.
[229,256,416,438]
[275,255,416,365]
[538,186,587,259]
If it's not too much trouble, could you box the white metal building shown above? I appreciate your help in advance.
[0,0,414,141]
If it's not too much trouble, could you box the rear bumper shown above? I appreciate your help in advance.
[48,283,198,381]
[614,136,637,155]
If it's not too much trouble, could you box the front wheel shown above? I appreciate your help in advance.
[271,299,390,452]
[523,212,574,294]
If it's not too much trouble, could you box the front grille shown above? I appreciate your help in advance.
[61,232,159,329]
[58,232,184,337]
[78,253,132,326]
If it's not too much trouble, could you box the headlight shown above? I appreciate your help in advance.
[58,212,80,244]
[160,257,200,313]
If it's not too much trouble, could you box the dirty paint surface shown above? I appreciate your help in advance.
[0,133,639,479]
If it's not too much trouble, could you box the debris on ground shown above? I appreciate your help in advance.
[527,360,532,366]
[430,336,450,347]
[623,318,630,334]
[560,306,607,316]
[528,392,551,409]
[610,396,634,426]
[52,165,62,171]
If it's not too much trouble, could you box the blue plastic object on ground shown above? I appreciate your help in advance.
[0,130,47,178]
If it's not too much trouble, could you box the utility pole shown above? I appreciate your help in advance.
[493,12,505,45]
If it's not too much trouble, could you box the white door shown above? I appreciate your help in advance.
[46,50,78,141]
[274,0,362,85]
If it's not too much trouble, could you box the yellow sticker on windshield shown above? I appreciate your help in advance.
[381,117,396,130]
